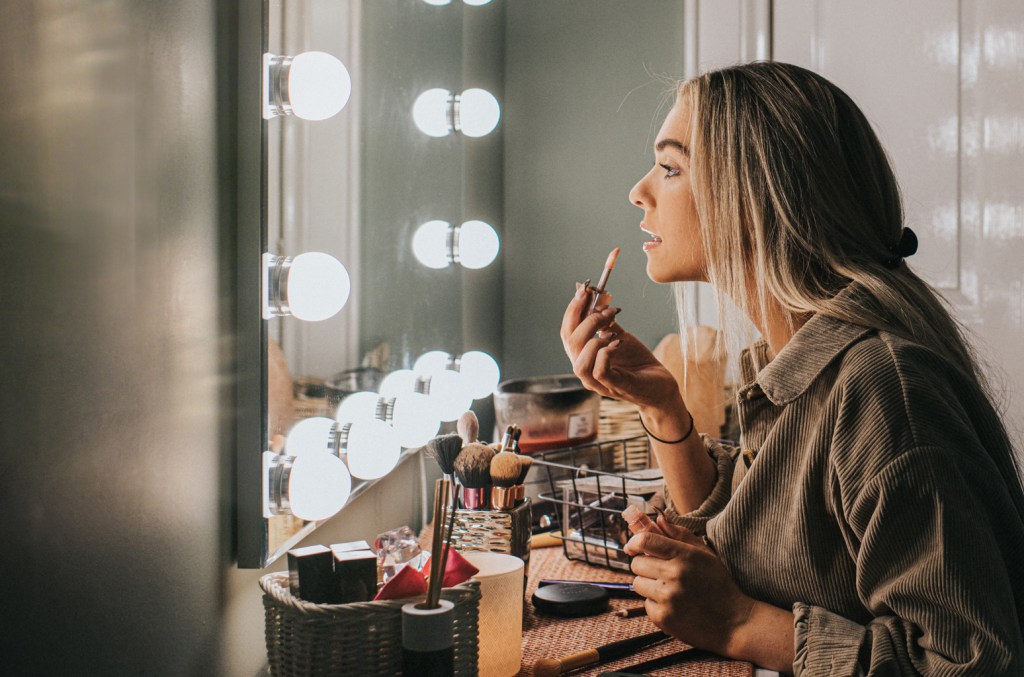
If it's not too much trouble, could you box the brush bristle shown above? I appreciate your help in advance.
[516,455,533,484]
[456,410,479,444]
[424,433,464,475]
[490,452,522,488]
[453,443,494,489]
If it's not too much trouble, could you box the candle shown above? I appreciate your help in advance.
[462,552,524,676]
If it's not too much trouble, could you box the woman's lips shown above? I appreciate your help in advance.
[640,223,662,251]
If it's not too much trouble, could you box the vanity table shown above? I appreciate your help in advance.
[517,546,764,677]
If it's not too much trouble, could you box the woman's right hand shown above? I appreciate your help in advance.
[560,284,683,415]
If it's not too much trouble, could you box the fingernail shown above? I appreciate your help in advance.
[601,307,621,317]
[609,339,622,348]
[575,283,585,298]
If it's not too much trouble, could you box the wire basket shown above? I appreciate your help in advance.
[531,435,664,571]
[260,574,480,676]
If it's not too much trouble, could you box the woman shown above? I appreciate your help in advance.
[561,62,1024,675]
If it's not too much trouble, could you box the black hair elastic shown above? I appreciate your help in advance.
[884,227,919,268]
[639,411,694,445]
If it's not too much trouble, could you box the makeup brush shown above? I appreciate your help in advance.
[498,424,516,452]
[456,410,479,444]
[532,630,670,677]
[490,452,524,510]
[513,454,532,504]
[426,478,451,609]
[511,427,522,454]
[454,443,494,509]
[423,433,463,483]
[588,246,621,314]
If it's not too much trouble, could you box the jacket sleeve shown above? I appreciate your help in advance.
[793,446,1023,676]
[663,435,740,535]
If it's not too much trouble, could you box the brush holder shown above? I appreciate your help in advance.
[449,498,532,575]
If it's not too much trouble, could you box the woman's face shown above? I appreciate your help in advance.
[628,101,706,283]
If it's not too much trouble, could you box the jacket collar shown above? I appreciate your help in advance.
[738,305,874,407]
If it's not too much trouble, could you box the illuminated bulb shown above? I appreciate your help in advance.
[265,252,351,321]
[379,369,417,398]
[341,419,401,479]
[413,351,453,378]
[264,51,352,121]
[285,417,338,455]
[335,391,385,425]
[456,88,500,137]
[422,0,452,4]
[463,0,492,5]
[426,370,473,422]
[412,88,453,137]
[412,220,454,269]
[390,392,441,448]
[457,220,500,269]
[285,453,352,521]
[459,350,500,399]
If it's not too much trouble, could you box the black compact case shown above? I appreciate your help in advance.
[531,582,610,617]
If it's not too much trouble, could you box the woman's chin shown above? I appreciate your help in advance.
[645,259,701,284]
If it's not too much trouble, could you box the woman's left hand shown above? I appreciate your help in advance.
[625,518,755,658]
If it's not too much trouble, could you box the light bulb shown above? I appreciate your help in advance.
[456,88,500,137]
[285,416,338,455]
[463,0,492,5]
[264,51,352,121]
[456,220,500,269]
[379,369,417,398]
[422,0,452,4]
[287,453,352,521]
[341,420,402,479]
[265,252,351,321]
[412,220,453,269]
[336,391,384,425]
[459,350,500,399]
[412,88,453,137]
[414,351,453,378]
[390,392,441,448]
[426,370,473,422]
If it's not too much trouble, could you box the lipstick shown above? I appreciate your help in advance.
[588,247,620,314]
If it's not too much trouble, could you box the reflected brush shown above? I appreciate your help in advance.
[588,246,620,314]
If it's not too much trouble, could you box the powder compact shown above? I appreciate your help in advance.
[531,582,610,617]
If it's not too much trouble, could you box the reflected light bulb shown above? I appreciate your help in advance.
[459,350,500,399]
[391,392,441,448]
[463,0,492,5]
[287,453,352,521]
[427,370,473,422]
[336,391,384,425]
[413,88,453,137]
[414,351,452,378]
[422,0,452,4]
[457,220,500,269]
[379,369,417,398]
[413,220,453,269]
[456,88,500,137]
[285,417,337,455]
[342,420,402,479]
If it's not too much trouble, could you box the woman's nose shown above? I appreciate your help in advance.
[628,175,648,208]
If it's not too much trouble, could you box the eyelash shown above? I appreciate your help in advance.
[659,163,680,178]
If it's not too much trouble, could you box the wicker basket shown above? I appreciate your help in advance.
[260,574,481,676]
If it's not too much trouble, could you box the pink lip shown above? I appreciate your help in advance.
[640,222,662,251]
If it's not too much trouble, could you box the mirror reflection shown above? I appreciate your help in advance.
[257,0,686,566]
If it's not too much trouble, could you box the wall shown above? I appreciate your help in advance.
[0,1,424,675]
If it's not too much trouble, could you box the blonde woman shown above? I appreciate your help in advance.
[561,62,1024,675]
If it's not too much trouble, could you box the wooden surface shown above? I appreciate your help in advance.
[517,544,754,676]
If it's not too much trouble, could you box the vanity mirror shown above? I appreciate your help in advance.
[238,0,687,568]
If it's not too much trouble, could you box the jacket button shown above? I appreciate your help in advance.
[744,387,760,400]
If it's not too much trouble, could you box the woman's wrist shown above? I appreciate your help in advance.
[637,402,691,441]
[726,599,796,673]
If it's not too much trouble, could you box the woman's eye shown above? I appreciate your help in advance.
[659,163,680,178]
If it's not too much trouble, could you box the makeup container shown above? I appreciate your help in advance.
[531,582,610,617]
[331,548,377,603]
[401,599,455,677]
[449,499,532,574]
[287,544,341,604]
[463,552,525,677]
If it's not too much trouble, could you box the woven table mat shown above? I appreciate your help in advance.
[517,545,753,676]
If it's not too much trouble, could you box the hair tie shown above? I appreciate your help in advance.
[885,227,918,267]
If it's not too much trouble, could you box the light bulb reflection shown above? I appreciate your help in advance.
[457,88,501,137]
[412,220,500,270]
[426,370,473,422]
[459,350,501,399]
[341,419,401,479]
[282,453,352,522]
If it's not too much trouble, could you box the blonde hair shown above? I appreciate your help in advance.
[673,62,1020,483]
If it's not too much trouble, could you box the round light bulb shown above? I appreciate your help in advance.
[379,369,417,398]
[287,453,352,521]
[287,51,352,121]
[413,88,453,137]
[286,252,351,321]
[413,351,452,378]
[459,350,501,399]
[336,391,383,425]
[285,416,337,455]
[457,220,500,269]
[422,0,452,4]
[412,220,453,269]
[463,0,492,5]
[427,370,473,422]
[391,392,441,448]
[343,420,402,479]
[457,88,500,137]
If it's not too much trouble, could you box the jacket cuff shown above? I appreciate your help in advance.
[664,435,737,535]
[793,602,867,677]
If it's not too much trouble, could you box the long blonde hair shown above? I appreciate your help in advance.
[675,62,1020,483]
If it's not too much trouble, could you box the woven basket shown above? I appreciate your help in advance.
[598,398,647,471]
[260,574,481,676]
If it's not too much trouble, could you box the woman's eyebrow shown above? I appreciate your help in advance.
[655,138,689,157]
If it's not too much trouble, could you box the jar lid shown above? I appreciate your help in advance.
[531,583,609,617]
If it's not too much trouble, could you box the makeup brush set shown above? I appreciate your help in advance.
[424,415,534,571]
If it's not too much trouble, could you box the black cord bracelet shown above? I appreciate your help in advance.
[639,411,695,445]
